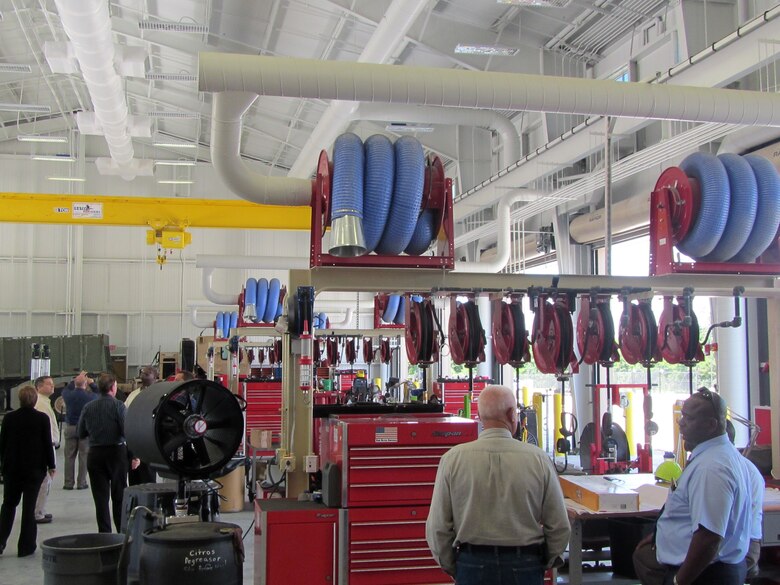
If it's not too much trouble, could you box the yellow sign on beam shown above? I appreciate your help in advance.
[0,192,310,230]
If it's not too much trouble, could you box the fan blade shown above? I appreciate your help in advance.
[158,400,187,424]
[192,437,210,464]
[161,433,189,455]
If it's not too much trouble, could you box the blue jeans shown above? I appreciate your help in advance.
[455,548,544,585]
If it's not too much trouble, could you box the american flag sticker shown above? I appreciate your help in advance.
[375,426,398,443]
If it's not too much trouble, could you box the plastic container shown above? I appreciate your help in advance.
[41,533,126,585]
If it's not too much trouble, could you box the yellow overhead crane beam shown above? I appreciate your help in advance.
[0,192,310,230]
[0,192,311,266]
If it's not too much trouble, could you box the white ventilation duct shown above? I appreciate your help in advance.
[325,308,354,328]
[287,0,431,178]
[211,92,312,205]
[477,234,544,266]
[196,254,309,306]
[199,54,780,127]
[190,306,217,329]
[455,191,547,273]
[356,104,521,167]
[52,0,137,179]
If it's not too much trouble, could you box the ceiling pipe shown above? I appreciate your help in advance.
[325,307,354,328]
[190,306,217,329]
[455,191,546,273]
[287,0,431,178]
[52,0,136,179]
[211,92,312,205]
[201,267,239,306]
[356,103,521,167]
[199,54,780,127]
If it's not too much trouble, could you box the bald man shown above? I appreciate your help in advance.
[426,384,570,584]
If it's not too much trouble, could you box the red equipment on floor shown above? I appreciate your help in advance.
[434,378,489,418]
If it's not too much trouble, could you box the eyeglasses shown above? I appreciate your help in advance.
[696,387,720,418]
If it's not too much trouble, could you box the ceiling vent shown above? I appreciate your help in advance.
[138,20,208,33]
[0,63,32,73]
[148,111,200,119]
[498,0,572,7]
[145,72,198,82]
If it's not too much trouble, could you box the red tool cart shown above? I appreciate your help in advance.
[434,378,489,419]
[320,414,478,584]
[242,380,283,457]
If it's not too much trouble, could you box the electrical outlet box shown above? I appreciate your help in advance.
[304,455,319,473]
[279,455,296,472]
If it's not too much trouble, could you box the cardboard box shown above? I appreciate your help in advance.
[559,475,639,512]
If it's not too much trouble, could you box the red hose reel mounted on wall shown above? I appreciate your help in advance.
[530,290,578,377]
[491,294,530,368]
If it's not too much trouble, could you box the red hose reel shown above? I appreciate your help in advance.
[379,337,392,364]
[326,337,341,366]
[405,296,439,366]
[448,297,486,367]
[576,295,619,366]
[531,292,578,376]
[491,295,530,368]
[658,294,703,364]
[362,337,373,364]
[619,298,660,365]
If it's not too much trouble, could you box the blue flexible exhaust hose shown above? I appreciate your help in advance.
[263,278,281,322]
[411,295,423,303]
[256,278,269,323]
[404,209,436,256]
[701,154,758,262]
[229,311,239,332]
[312,314,321,329]
[318,312,328,329]
[732,155,780,262]
[677,153,730,259]
[217,312,227,338]
[330,133,366,256]
[393,296,406,325]
[243,278,258,322]
[215,311,223,337]
[382,294,401,323]
[363,135,395,253]
[376,136,425,255]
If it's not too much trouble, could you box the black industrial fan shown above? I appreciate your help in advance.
[125,380,244,479]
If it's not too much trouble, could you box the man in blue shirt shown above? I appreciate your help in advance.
[633,388,752,585]
[61,371,97,490]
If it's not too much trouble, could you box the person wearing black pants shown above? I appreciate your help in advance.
[0,385,56,556]
[77,373,139,533]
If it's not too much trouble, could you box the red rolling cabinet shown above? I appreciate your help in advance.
[434,378,489,419]
[242,380,283,456]
[339,505,450,585]
[255,499,338,585]
[319,414,478,508]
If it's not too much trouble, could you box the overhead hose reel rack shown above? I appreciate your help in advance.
[311,134,454,269]
[448,296,486,367]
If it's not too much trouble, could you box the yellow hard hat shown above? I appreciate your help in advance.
[654,452,682,484]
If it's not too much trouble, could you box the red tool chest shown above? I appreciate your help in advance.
[320,414,478,508]
[255,498,338,585]
[339,505,451,585]
[435,379,488,418]
[242,380,282,456]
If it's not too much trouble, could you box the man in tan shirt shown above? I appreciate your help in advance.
[33,376,59,523]
[426,384,570,583]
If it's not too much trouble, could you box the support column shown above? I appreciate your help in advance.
[712,296,749,446]
[769,293,780,479]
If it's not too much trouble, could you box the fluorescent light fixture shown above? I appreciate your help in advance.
[0,63,32,73]
[154,160,196,166]
[385,123,435,133]
[145,72,197,82]
[157,180,194,185]
[18,134,69,143]
[33,155,75,162]
[454,44,520,56]
[153,141,197,149]
[138,20,208,33]
[48,177,85,182]
[0,103,51,113]
[148,111,200,119]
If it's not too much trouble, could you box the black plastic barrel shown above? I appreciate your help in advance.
[139,521,242,585]
[41,533,126,585]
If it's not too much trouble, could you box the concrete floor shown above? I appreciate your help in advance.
[0,447,256,585]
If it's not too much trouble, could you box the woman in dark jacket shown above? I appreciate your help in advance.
[0,385,56,556]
